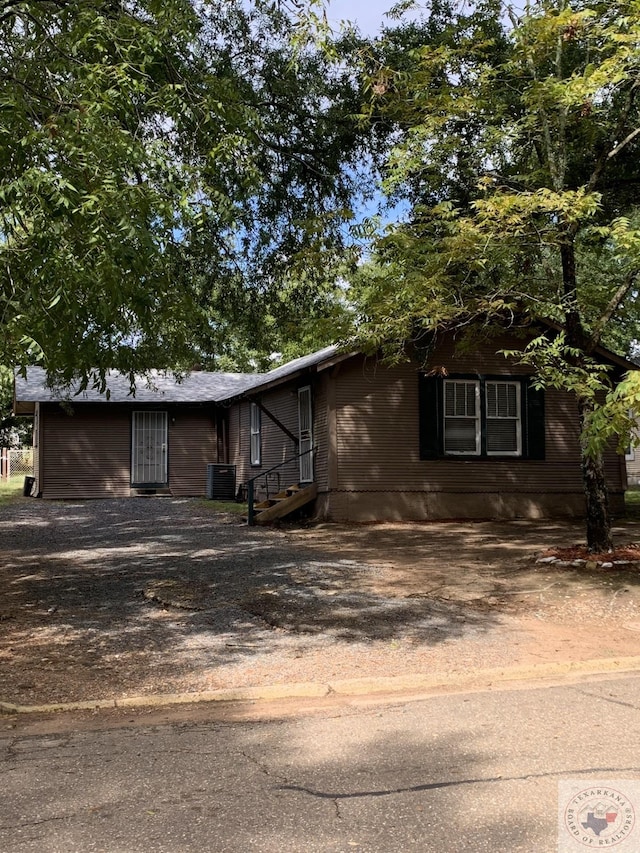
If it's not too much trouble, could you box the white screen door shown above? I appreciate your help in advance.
[298,386,313,483]
[132,411,168,485]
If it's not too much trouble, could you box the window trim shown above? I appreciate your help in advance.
[484,380,522,457]
[419,374,543,461]
[249,402,261,467]
[443,379,481,456]
[625,412,636,461]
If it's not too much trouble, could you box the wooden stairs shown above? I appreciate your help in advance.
[252,482,318,525]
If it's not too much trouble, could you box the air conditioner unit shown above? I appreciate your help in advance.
[206,464,236,501]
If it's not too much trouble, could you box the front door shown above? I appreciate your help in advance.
[132,411,168,486]
[298,386,313,483]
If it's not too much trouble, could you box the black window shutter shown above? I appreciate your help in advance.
[525,382,545,460]
[419,375,441,459]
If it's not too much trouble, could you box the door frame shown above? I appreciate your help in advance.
[131,410,168,487]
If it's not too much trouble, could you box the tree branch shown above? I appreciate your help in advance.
[586,268,639,353]
[585,80,640,195]
[0,0,70,25]
[607,126,640,160]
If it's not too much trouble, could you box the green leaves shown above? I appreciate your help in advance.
[0,0,370,383]
[348,0,640,492]
[0,0,204,381]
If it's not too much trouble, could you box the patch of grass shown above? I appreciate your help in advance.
[625,488,640,519]
[199,499,248,515]
[0,477,27,506]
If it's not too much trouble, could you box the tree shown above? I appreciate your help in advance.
[1,1,369,386]
[170,4,369,369]
[0,366,31,447]
[355,0,640,551]
[1,0,208,384]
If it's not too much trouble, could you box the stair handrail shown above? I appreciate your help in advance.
[246,447,314,525]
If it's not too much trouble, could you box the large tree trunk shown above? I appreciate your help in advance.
[577,395,613,553]
[561,237,614,553]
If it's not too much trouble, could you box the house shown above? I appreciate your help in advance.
[13,369,256,500]
[626,443,640,487]
[14,330,635,521]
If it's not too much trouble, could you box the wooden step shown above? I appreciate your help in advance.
[254,482,318,525]
[254,499,274,510]
[272,489,298,501]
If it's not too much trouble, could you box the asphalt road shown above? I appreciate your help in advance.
[2,674,640,853]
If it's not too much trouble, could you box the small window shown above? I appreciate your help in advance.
[250,403,261,466]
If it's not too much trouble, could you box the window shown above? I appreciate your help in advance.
[420,375,544,460]
[250,403,261,466]
[443,381,480,454]
[485,381,521,455]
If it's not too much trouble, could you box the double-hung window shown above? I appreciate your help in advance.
[420,374,543,460]
[250,403,261,466]
[443,379,522,456]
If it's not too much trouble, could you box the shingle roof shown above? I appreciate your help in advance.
[13,345,351,411]
[14,367,259,408]
[231,344,343,397]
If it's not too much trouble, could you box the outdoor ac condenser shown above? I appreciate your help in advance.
[206,464,236,501]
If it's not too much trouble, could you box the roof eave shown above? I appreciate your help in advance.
[219,349,359,402]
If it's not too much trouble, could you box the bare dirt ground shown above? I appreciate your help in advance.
[2,497,640,708]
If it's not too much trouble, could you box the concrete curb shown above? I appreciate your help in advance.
[3,656,640,715]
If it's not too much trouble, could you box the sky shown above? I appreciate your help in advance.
[324,0,399,35]
[321,0,414,231]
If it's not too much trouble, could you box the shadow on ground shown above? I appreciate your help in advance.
[2,498,640,705]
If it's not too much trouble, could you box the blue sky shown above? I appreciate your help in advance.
[324,0,398,35]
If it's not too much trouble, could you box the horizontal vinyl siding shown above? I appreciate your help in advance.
[334,347,625,498]
[230,382,329,496]
[431,333,535,375]
[336,358,417,492]
[228,403,247,486]
[313,374,329,491]
[168,408,217,497]
[240,389,299,495]
[40,404,131,499]
[261,388,299,487]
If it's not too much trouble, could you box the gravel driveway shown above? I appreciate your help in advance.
[2,497,640,707]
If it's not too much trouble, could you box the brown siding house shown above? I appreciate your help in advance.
[14,370,254,500]
[626,441,640,487]
[317,353,624,521]
[14,333,635,520]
